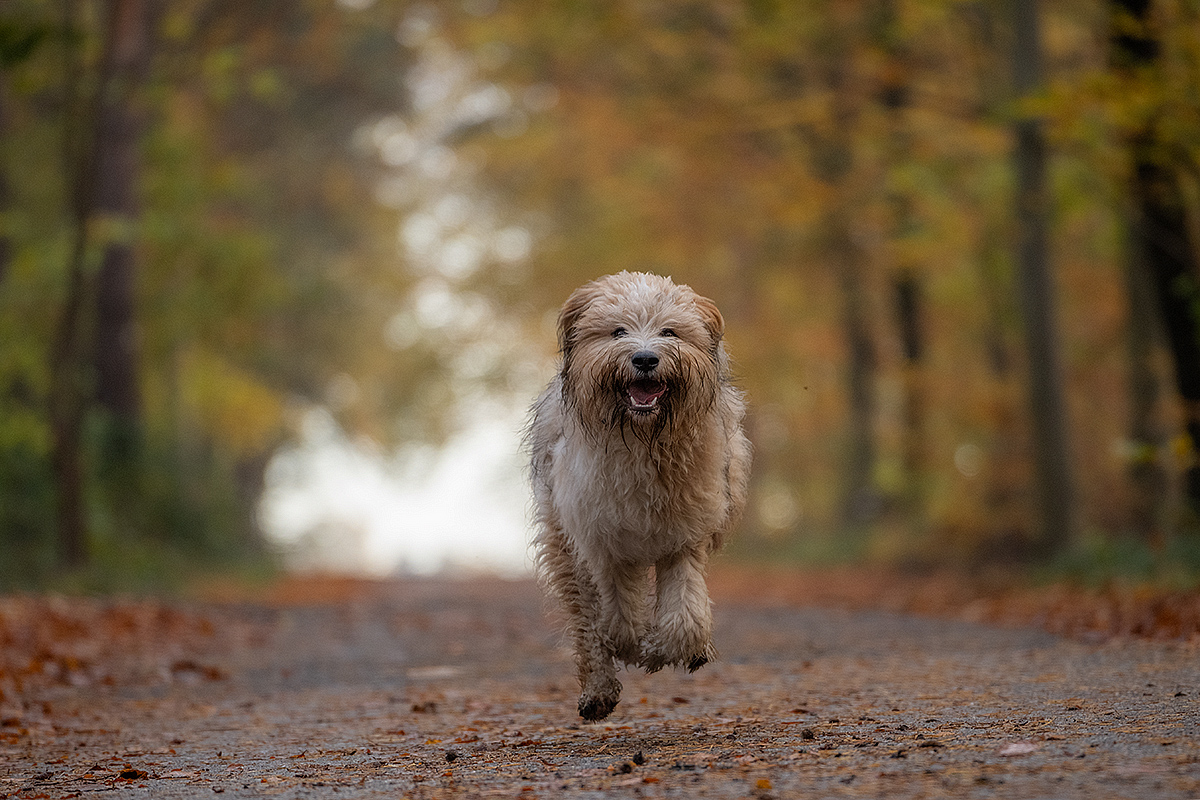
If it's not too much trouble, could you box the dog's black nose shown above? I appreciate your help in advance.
[631,351,659,372]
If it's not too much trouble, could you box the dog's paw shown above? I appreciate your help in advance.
[639,650,666,674]
[638,632,676,674]
[640,635,716,674]
[578,693,619,722]
[578,672,622,722]
[637,641,673,674]
[637,630,669,673]
[686,642,718,673]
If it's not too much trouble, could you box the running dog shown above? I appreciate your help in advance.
[526,271,751,721]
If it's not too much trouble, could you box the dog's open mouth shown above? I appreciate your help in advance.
[625,379,667,413]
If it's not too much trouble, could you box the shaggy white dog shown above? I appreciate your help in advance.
[526,272,751,721]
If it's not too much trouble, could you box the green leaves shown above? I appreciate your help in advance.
[0,0,416,586]
[0,17,51,69]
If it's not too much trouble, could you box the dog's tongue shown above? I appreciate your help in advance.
[628,379,667,407]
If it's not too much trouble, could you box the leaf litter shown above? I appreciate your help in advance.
[0,571,1198,798]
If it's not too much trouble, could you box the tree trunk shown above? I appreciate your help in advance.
[1122,219,1169,539]
[1110,0,1200,521]
[836,225,879,526]
[50,0,96,568]
[49,0,154,567]
[893,272,925,493]
[93,0,151,426]
[49,230,90,568]
[1131,155,1200,515]
[876,0,927,520]
[1011,0,1077,555]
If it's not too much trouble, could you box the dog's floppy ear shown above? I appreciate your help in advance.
[694,294,725,345]
[557,281,602,355]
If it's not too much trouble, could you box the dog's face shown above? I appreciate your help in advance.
[556,272,726,439]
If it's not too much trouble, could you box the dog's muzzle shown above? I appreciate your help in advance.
[625,350,667,413]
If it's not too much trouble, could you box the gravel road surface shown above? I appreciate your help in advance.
[2,575,1198,798]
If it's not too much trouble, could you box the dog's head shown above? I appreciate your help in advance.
[556,272,727,440]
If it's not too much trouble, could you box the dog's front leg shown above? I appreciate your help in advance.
[594,560,646,666]
[641,546,716,673]
[575,599,622,722]
[566,565,622,722]
[536,525,622,721]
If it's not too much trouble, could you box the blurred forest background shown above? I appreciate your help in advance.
[1,0,1199,591]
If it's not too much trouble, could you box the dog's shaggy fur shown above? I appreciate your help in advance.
[526,272,751,721]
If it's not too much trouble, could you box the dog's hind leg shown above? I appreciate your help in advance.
[537,527,621,721]
[641,545,717,673]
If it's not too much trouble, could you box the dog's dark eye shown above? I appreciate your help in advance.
[661,328,677,338]
[612,327,628,338]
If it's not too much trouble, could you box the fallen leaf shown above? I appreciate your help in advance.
[170,660,227,681]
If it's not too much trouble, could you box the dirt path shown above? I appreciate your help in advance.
[2,575,1199,798]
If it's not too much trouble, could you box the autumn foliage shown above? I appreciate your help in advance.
[1,0,1200,586]
[429,0,1200,562]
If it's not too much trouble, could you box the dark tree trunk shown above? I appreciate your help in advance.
[50,0,97,568]
[49,0,154,567]
[1134,159,1200,514]
[1122,216,1170,539]
[1011,0,1077,555]
[836,228,879,526]
[49,231,90,568]
[893,272,925,493]
[92,0,151,425]
[876,0,927,519]
[1110,0,1200,520]
[92,133,142,422]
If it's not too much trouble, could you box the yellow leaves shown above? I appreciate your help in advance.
[178,348,284,455]
[1172,433,1196,467]
[249,69,284,102]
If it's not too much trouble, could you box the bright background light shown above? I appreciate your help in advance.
[260,403,533,576]
[258,8,554,576]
